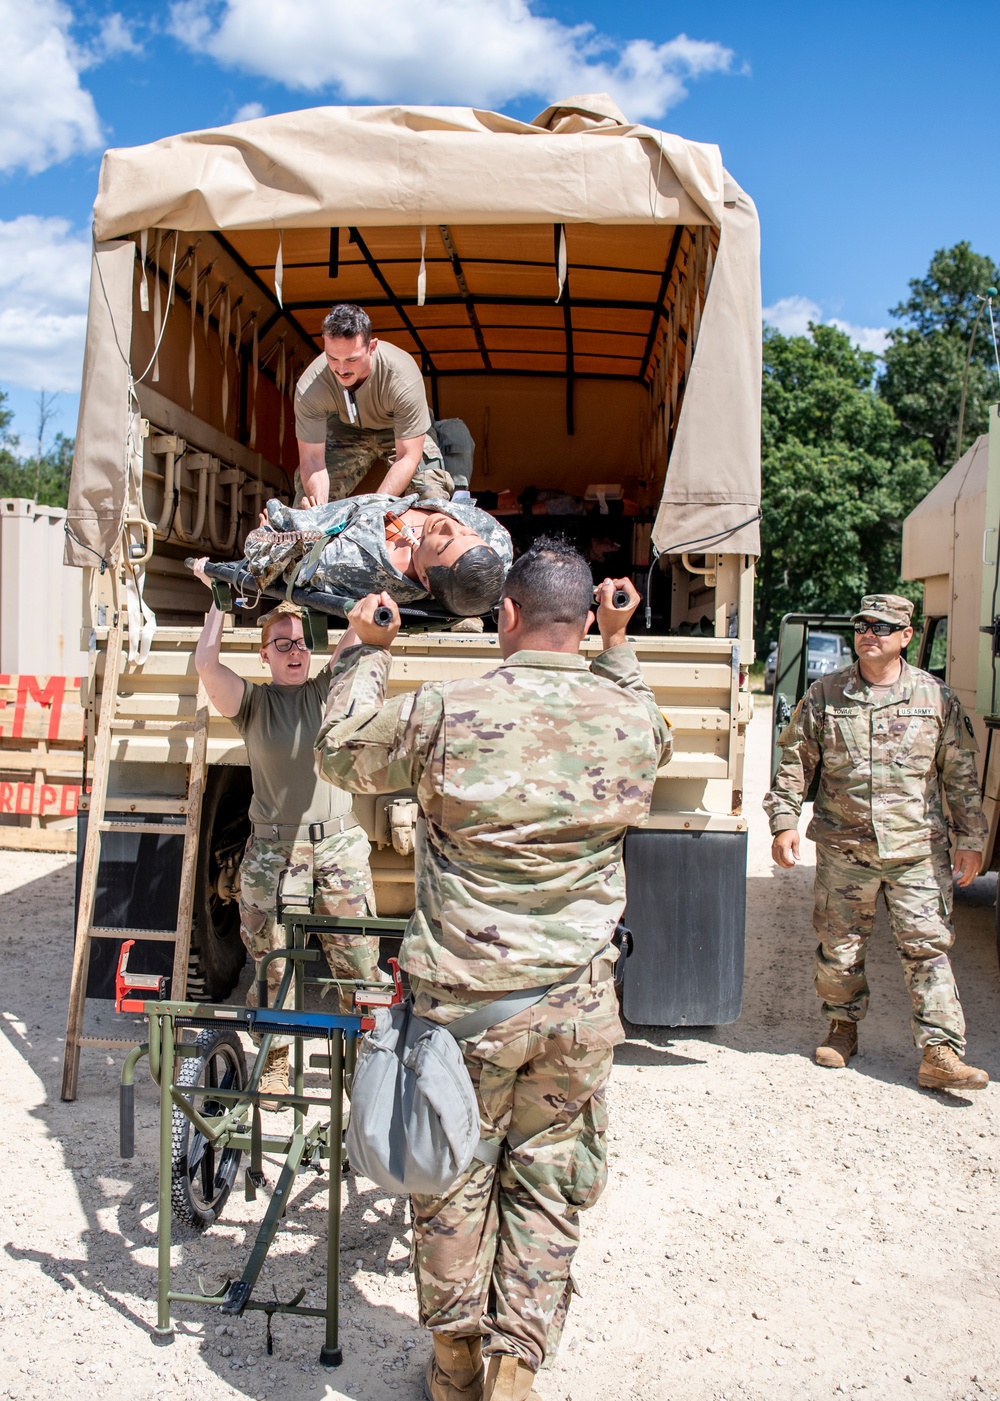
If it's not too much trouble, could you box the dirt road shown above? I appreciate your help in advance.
[2,706,999,1401]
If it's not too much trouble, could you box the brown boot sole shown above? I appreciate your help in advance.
[815,1044,856,1069]
[918,1068,989,1091]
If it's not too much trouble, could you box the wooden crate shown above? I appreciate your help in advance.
[0,673,85,853]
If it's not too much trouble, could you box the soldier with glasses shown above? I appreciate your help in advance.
[192,563,380,1104]
[764,594,989,1090]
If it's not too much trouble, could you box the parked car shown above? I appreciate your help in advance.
[764,630,851,695]
[764,642,778,694]
[807,631,852,682]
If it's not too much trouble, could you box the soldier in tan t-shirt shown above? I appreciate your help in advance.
[192,561,380,1103]
[295,302,452,505]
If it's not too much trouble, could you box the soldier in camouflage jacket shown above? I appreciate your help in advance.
[315,537,671,1401]
[764,594,989,1092]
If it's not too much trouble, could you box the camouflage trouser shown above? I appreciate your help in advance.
[813,842,965,1051]
[293,419,452,503]
[239,828,380,1030]
[408,968,624,1372]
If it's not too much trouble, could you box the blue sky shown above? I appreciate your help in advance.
[1,0,997,452]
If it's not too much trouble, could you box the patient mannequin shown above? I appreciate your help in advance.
[243,492,513,616]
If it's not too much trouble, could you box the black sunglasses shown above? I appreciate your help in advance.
[854,620,905,637]
[490,598,522,623]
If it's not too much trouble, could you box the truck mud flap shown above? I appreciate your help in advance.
[621,828,746,1027]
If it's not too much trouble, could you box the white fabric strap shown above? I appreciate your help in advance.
[139,230,149,311]
[417,226,427,306]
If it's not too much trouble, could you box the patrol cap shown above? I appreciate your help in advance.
[851,593,914,627]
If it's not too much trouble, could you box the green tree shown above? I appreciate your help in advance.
[0,389,75,508]
[879,242,1000,467]
[757,324,932,649]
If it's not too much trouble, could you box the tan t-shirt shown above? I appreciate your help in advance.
[295,341,432,443]
[232,668,352,828]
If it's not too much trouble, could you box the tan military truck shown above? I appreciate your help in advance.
[63,94,761,1086]
[901,404,1000,887]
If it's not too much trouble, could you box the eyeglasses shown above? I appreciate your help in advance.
[490,598,522,624]
[266,637,309,653]
[854,621,905,637]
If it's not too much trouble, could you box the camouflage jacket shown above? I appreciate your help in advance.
[315,644,673,991]
[244,493,513,604]
[764,660,987,857]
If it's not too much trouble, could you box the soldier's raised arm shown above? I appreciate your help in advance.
[589,577,672,765]
[315,593,439,794]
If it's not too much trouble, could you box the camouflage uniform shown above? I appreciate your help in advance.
[764,635,987,1050]
[243,493,513,608]
[293,420,452,505]
[315,642,671,1370]
[239,826,379,1027]
[232,652,381,1032]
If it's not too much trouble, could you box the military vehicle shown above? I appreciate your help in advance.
[62,94,763,1094]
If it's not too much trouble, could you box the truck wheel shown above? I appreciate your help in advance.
[171,1028,247,1229]
[189,767,252,1001]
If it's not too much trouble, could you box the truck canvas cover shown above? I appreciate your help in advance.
[66,93,761,572]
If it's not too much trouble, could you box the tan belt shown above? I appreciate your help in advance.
[252,813,361,842]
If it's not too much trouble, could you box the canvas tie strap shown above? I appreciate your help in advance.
[121,398,157,667]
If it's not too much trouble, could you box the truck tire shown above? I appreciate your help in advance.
[188,767,252,1001]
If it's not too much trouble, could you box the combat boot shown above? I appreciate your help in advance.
[423,1334,484,1401]
[258,1045,289,1110]
[917,1043,989,1091]
[815,1019,858,1068]
[482,1353,542,1401]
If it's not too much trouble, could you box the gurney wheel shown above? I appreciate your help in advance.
[171,1028,247,1229]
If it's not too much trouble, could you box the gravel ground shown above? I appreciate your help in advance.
[2,705,999,1401]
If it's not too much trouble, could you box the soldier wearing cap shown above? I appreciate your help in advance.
[764,593,989,1090]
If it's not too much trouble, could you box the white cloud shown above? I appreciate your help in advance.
[0,218,92,394]
[764,295,889,357]
[829,318,889,357]
[88,12,143,61]
[233,100,267,122]
[0,0,103,174]
[168,0,735,120]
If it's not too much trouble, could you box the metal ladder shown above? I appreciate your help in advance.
[61,612,209,1101]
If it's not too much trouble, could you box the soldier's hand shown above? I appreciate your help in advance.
[953,849,982,888]
[771,830,800,869]
[192,556,212,590]
[348,592,400,647]
[595,577,639,649]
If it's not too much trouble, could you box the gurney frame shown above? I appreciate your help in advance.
[118,908,406,1365]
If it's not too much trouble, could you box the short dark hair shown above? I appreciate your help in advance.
[503,535,593,628]
[426,546,505,616]
[322,303,372,342]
